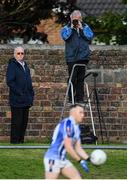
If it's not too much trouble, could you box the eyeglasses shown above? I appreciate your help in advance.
[17,52,24,55]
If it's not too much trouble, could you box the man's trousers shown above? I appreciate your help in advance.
[10,106,29,144]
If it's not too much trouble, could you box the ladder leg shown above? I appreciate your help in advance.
[60,80,71,120]
[60,64,86,120]
[85,82,97,145]
[60,65,76,119]
[70,82,74,105]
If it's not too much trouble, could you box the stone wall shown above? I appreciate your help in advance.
[0,44,127,143]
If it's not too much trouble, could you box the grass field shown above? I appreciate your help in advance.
[0,143,127,179]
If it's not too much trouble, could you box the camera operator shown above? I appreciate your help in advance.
[61,10,94,104]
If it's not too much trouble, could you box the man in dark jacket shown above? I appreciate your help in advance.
[6,46,34,144]
[61,10,94,103]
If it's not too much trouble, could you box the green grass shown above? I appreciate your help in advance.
[0,144,127,179]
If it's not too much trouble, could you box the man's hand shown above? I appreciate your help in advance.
[79,159,89,173]
[78,21,83,29]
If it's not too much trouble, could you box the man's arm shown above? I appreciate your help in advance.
[75,140,89,160]
[61,25,73,41]
[6,62,22,95]
[64,136,81,161]
[82,23,94,41]
[64,138,90,173]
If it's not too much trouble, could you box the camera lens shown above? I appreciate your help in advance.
[72,19,78,27]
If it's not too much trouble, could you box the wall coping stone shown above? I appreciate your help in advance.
[0,44,127,51]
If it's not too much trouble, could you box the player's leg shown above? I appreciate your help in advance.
[45,172,59,179]
[61,160,82,179]
[44,158,60,179]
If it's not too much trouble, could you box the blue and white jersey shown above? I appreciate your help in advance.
[44,116,81,160]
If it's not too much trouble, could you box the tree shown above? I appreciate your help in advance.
[122,0,127,3]
[0,0,76,43]
[0,0,59,43]
[82,0,127,45]
[84,11,127,45]
[52,0,77,24]
[1,0,126,45]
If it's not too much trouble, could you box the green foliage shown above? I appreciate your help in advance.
[0,0,75,43]
[0,0,57,43]
[85,12,127,45]
[0,0,127,45]
[122,0,127,3]
[0,0,57,25]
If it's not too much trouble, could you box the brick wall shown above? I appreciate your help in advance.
[0,44,127,143]
[37,16,64,45]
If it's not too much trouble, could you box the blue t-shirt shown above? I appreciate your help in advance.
[44,116,81,160]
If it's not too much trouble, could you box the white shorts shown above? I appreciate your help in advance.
[44,158,73,173]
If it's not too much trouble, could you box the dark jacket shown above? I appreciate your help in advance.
[6,58,34,107]
[61,23,94,63]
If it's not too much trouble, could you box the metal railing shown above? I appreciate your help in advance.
[0,145,127,149]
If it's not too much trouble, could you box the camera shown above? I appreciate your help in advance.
[72,19,79,28]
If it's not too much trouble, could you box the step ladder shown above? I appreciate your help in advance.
[60,64,97,144]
